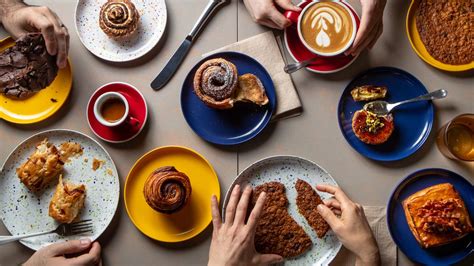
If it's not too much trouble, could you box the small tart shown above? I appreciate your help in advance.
[352,110,394,145]
[143,166,192,214]
[193,58,238,109]
[99,0,140,39]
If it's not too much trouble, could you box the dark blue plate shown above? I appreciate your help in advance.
[337,67,434,161]
[387,168,474,265]
[181,52,276,145]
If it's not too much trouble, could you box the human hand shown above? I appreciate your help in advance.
[243,0,301,29]
[0,1,69,68]
[24,239,102,266]
[346,0,386,56]
[208,185,283,266]
[316,184,380,266]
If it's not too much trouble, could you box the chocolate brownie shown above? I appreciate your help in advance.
[0,33,58,99]
[295,179,330,238]
[252,182,312,258]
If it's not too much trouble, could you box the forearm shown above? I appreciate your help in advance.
[0,0,25,19]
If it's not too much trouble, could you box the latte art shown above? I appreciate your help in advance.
[301,2,354,55]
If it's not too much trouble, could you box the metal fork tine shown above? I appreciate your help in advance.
[70,219,92,225]
[72,226,93,232]
[71,229,93,235]
[71,222,92,228]
[71,224,93,231]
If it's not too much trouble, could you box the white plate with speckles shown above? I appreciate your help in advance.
[223,156,342,265]
[75,0,167,62]
[0,129,120,250]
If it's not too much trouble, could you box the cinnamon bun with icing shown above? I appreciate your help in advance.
[99,0,140,39]
[143,166,192,214]
[193,58,239,109]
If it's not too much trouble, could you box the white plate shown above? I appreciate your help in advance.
[0,129,120,250]
[75,0,167,62]
[223,156,342,265]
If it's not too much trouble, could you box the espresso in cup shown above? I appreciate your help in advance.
[101,98,126,122]
[300,1,356,56]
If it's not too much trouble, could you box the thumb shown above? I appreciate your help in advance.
[275,0,301,12]
[47,239,92,256]
[257,254,284,265]
[317,204,340,229]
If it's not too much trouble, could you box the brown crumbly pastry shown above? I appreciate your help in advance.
[235,74,269,106]
[59,142,83,163]
[352,110,394,145]
[0,33,58,99]
[403,183,473,248]
[295,179,329,238]
[143,166,192,214]
[416,0,473,65]
[92,158,104,171]
[252,182,312,258]
[49,175,86,223]
[350,85,387,102]
[193,58,239,109]
[16,139,64,192]
[99,0,140,39]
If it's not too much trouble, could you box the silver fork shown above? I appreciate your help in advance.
[284,57,318,74]
[0,219,93,245]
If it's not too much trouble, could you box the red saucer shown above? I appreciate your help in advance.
[284,1,361,73]
[87,82,148,143]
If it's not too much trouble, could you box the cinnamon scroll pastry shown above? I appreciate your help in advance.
[193,58,239,109]
[143,166,192,214]
[99,0,140,39]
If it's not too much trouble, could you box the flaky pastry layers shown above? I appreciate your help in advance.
[99,0,140,39]
[143,166,192,214]
[49,175,86,224]
[16,138,64,192]
[403,183,473,248]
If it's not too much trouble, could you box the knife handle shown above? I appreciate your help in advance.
[189,0,227,41]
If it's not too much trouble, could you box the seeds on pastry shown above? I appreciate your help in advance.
[352,110,394,145]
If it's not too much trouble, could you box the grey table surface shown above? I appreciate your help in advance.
[0,0,473,265]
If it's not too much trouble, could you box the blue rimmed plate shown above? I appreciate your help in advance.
[181,52,276,145]
[337,67,434,161]
[387,168,474,265]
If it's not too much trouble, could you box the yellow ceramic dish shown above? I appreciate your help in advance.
[124,146,221,243]
[0,37,73,124]
[406,0,474,72]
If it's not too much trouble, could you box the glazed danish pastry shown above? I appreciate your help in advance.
[49,175,86,224]
[16,139,64,192]
[193,58,239,109]
[143,166,192,214]
[99,0,140,39]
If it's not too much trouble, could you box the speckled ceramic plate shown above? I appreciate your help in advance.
[223,156,341,265]
[75,0,167,62]
[0,129,120,250]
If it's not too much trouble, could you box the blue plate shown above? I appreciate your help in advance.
[337,67,434,161]
[181,52,276,145]
[387,168,474,265]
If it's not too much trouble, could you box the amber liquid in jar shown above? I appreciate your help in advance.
[437,114,474,161]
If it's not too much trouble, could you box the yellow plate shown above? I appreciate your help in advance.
[406,0,474,72]
[124,146,221,243]
[0,37,73,124]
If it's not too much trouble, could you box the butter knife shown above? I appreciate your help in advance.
[151,0,227,90]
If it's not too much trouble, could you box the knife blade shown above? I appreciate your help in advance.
[150,0,227,91]
[150,37,192,90]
